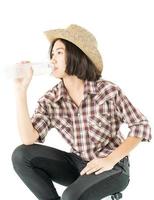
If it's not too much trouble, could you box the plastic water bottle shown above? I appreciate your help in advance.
[2,62,53,79]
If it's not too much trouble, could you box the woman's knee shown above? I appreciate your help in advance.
[11,144,32,168]
[62,188,76,200]
[62,186,85,200]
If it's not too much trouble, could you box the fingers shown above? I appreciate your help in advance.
[80,157,114,176]
[20,60,31,64]
[80,165,102,175]
[80,166,90,175]
[16,61,31,65]
[80,169,85,176]
[86,167,99,175]
[95,168,105,175]
[17,60,33,73]
[81,166,105,175]
[80,159,100,175]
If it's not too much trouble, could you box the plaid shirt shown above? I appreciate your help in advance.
[31,79,151,161]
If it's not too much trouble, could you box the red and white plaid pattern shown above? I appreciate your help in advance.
[31,79,151,161]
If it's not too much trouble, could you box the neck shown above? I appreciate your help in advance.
[62,76,84,94]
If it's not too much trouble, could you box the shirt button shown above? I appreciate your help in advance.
[98,122,102,127]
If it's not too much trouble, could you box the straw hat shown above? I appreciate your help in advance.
[44,24,103,72]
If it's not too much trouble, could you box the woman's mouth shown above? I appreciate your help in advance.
[53,67,58,71]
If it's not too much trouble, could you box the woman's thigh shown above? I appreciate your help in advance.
[62,157,130,200]
[12,144,80,186]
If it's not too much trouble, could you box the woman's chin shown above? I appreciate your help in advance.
[52,73,63,79]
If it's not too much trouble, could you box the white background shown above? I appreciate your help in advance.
[0,0,153,199]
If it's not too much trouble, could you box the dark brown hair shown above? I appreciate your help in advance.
[49,38,102,81]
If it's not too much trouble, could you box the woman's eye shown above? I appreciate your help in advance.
[58,51,63,55]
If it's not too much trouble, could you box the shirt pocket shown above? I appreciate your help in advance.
[53,115,74,145]
[88,113,111,147]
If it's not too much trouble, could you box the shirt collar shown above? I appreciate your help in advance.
[54,79,99,103]
[53,80,67,102]
[84,79,98,97]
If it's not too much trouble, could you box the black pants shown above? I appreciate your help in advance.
[12,144,130,200]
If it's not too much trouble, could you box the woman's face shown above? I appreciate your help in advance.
[51,40,68,79]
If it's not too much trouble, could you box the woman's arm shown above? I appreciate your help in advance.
[80,136,141,176]
[81,84,151,176]
[15,89,39,145]
[107,136,142,164]
[14,61,39,145]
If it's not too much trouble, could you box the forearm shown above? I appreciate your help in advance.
[15,90,39,145]
[107,136,142,164]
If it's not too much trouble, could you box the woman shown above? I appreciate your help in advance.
[12,24,151,200]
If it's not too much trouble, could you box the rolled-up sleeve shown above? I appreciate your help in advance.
[115,87,151,142]
[31,97,53,143]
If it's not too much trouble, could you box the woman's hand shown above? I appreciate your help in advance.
[80,157,116,176]
[14,61,33,91]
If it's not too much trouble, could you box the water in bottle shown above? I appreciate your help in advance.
[2,62,53,79]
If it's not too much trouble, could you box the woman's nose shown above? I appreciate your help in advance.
[51,56,56,64]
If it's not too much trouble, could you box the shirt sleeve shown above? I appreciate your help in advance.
[115,86,151,142]
[31,96,53,143]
